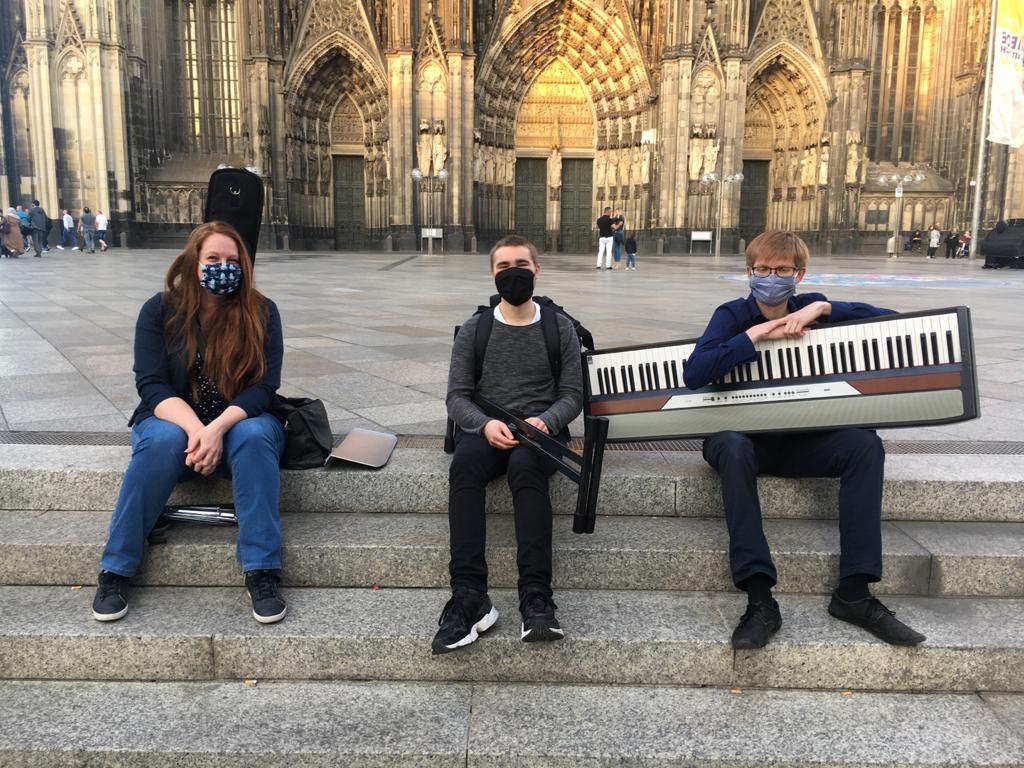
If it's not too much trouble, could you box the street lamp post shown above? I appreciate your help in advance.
[700,171,744,259]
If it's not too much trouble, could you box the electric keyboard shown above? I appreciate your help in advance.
[584,307,979,441]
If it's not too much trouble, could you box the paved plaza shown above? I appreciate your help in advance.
[1,246,1022,441]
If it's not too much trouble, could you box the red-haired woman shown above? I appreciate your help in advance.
[93,221,287,624]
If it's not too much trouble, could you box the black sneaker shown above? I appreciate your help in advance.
[731,599,782,649]
[520,592,564,643]
[92,571,129,621]
[431,587,499,655]
[245,570,287,624]
[828,592,926,645]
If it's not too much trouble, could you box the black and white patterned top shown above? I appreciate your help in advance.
[192,352,229,425]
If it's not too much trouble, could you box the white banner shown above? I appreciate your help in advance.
[989,0,1024,147]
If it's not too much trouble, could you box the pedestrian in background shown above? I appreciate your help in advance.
[926,225,941,260]
[2,207,24,257]
[78,206,97,253]
[95,210,109,251]
[28,199,48,257]
[944,230,959,259]
[58,209,77,250]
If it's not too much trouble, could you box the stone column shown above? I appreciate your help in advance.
[388,51,415,249]
[720,57,746,241]
[24,43,58,211]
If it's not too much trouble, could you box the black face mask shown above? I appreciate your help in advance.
[494,266,535,306]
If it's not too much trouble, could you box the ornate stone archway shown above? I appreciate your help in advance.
[284,31,389,248]
[745,44,830,235]
[474,0,653,238]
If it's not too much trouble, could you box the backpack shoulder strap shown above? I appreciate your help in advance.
[539,304,561,383]
[473,307,494,384]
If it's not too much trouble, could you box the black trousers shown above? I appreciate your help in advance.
[702,429,885,588]
[448,429,565,599]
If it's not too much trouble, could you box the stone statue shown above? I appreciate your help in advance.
[845,130,861,184]
[607,150,620,188]
[502,148,515,185]
[818,144,830,186]
[431,120,447,175]
[595,154,607,188]
[629,145,642,186]
[482,145,496,184]
[787,151,800,187]
[702,140,719,177]
[641,142,653,184]
[547,148,562,188]
[688,138,705,180]
[800,148,815,186]
[416,118,432,174]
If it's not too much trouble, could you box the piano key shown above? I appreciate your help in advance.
[611,367,619,393]
[919,332,929,365]
[817,345,826,374]
[671,360,680,388]
[628,366,636,392]
[904,334,914,367]
[653,362,661,389]
[846,340,856,372]
[872,338,881,370]
[663,361,671,388]
[861,339,871,371]
[895,337,905,368]
[765,351,774,380]
[886,338,896,368]
[785,348,794,378]
[744,362,753,382]
[756,351,765,380]
[777,348,786,379]
[946,330,955,364]
[830,343,839,374]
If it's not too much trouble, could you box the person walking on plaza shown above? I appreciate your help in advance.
[611,208,625,270]
[434,234,584,654]
[92,220,289,625]
[2,207,25,257]
[58,209,77,250]
[28,199,48,257]
[595,207,614,270]
[684,229,926,651]
[926,225,941,259]
[16,204,29,245]
[78,206,97,253]
[95,209,109,251]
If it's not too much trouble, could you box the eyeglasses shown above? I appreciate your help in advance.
[751,265,801,278]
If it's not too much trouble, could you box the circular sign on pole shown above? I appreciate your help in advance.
[895,186,904,198]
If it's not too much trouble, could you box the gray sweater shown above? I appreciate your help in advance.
[446,309,584,435]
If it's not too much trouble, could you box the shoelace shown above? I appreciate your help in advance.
[520,593,557,617]
[249,572,279,601]
[439,593,472,628]
[97,578,122,599]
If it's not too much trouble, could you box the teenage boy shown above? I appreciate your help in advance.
[683,229,926,650]
[434,234,584,654]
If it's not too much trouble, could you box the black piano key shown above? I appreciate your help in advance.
[931,332,940,364]
[817,345,826,374]
[919,333,929,366]
[795,350,803,377]
[638,364,647,391]
[652,363,661,389]
[904,335,914,367]
[838,343,848,373]
[611,367,619,393]
[862,340,871,371]
[671,361,680,388]
[830,343,839,374]
[598,369,606,395]
[872,339,881,370]
[807,348,815,376]
[765,352,774,380]
[744,362,753,382]
[887,338,896,368]
[619,365,626,392]
[777,349,786,378]
[663,361,671,388]
[756,352,765,380]
[946,331,955,363]
[785,348,795,378]
[847,341,857,372]
[628,366,636,392]
[895,337,905,368]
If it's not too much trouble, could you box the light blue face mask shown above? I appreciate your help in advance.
[749,273,797,306]
[200,262,242,295]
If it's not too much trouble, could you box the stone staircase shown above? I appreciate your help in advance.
[1,443,1022,765]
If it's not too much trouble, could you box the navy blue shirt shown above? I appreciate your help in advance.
[129,292,283,426]
[683,292,895,390]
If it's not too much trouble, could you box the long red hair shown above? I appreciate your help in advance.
[163,221,267,400]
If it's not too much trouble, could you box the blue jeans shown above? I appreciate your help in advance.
[82,230,95,251]
[100,414,287,577]
[625,251,636,268]
[60,227,76,248]
[612,238,622,262]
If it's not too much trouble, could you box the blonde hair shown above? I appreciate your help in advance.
[745,230,810,269]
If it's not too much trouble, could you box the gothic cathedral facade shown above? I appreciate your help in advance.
[0,0,1017,252]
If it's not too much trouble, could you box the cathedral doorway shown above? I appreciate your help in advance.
[515,159,548,249]
[739,160,770,243]
[560,159,593,253]
[333,155,366,250]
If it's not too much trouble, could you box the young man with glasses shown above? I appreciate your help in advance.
[683,230,925,651]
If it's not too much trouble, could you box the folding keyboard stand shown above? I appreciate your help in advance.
[473,395,609,535]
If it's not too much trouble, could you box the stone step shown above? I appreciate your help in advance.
[4,444,1024,523]
[3,511,1023,597]
[1,586,1022,692]
[0,679,1020,768]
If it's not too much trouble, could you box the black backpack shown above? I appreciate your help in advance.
[443,295,594,453]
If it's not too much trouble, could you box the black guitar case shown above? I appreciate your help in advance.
[203,167,264,263]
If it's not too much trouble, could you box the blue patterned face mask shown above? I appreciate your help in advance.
[749,273,797,306]
[200,262,242,295]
